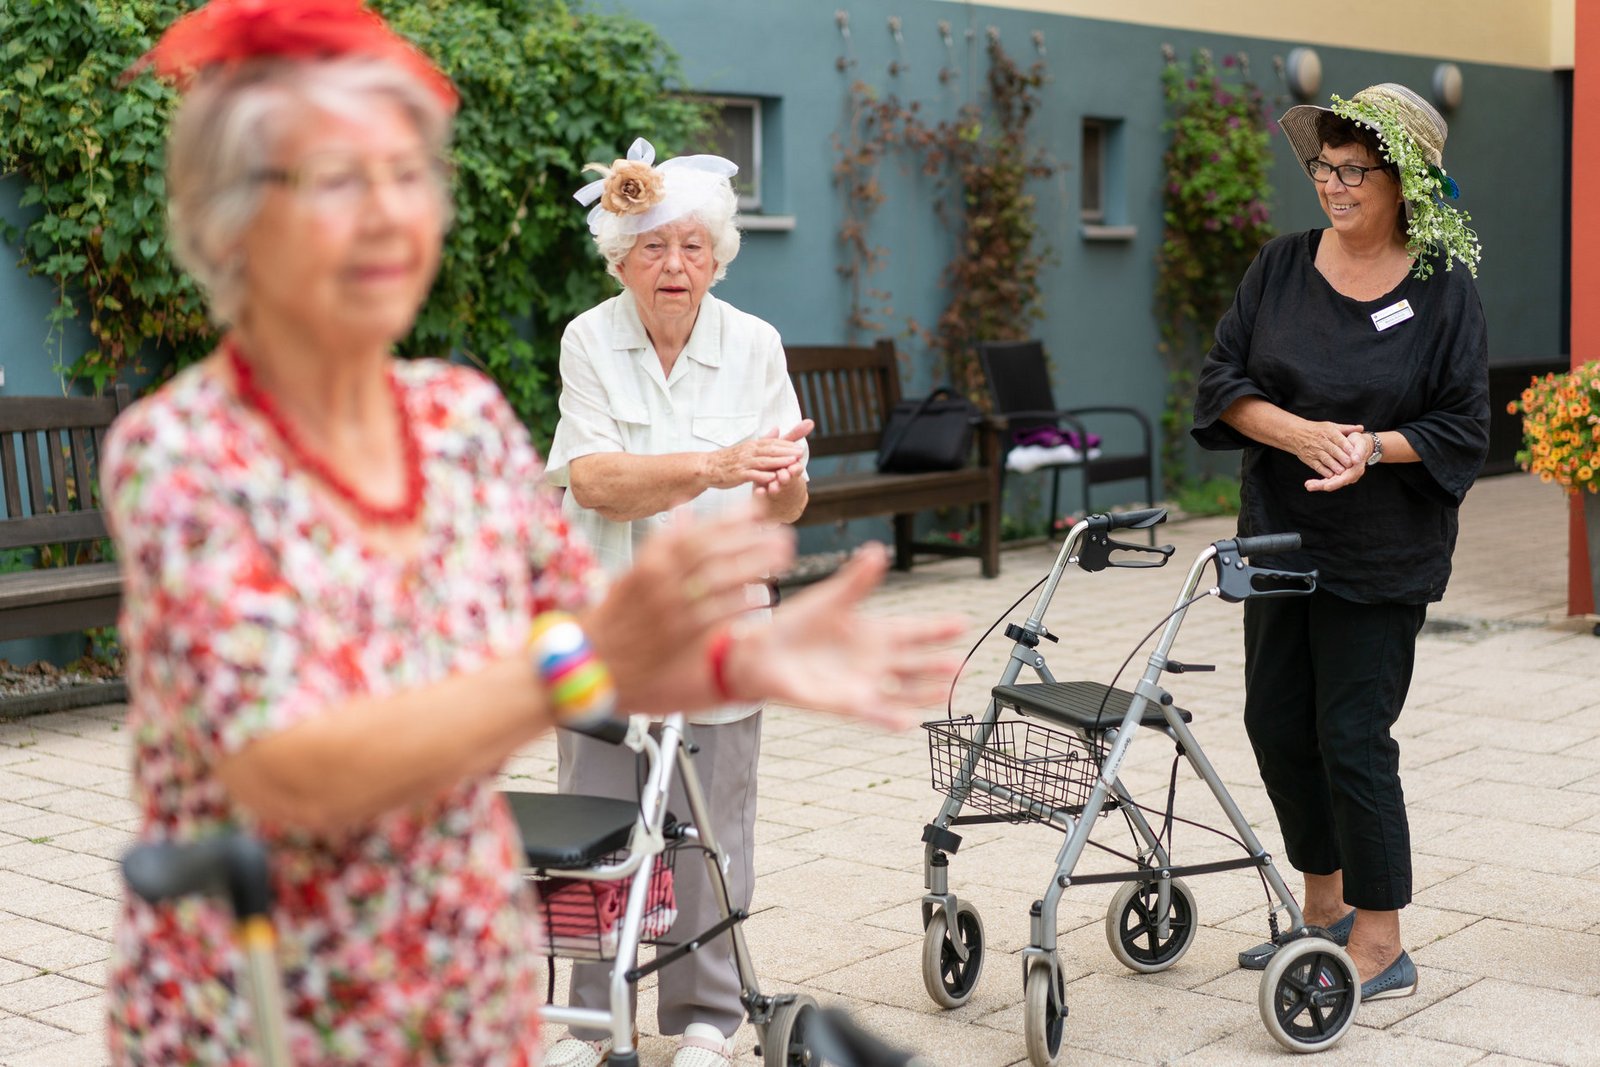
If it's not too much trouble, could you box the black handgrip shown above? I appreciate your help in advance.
[559,716,630,745]
[1104,506,1168,532]
[1233,532,1302,557]
[123,836,273,920]
[807,1006,922,1067]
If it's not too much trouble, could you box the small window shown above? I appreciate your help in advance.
[1081,118,1106,223]
[692,96,763,212]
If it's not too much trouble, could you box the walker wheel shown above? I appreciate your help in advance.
[921,900,985,1008]
[1022,959,1066,1067]
[1258,937,1359,1053]
[761,993,818,1067]
[1104,877,1197,974]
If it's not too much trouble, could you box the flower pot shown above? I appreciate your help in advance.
[1587,490,1600,632]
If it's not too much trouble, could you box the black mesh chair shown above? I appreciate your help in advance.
[977,340,1155,535]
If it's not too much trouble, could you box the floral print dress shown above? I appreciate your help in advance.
[103,358,599,1066]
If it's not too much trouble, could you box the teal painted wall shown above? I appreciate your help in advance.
[0,3,1567,621]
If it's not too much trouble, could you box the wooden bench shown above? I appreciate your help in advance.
[0,387,131,641]
[787,341,1002,578]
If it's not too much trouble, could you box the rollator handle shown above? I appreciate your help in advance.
[1212,535,1318,603]
[1078,510,1176,572]
[1232,532,1301,556]
[123,835,273,920]
[1103,506,1168,532]
[559,715,631,745]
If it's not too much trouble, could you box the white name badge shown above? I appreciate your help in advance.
[1371,299,1414,332]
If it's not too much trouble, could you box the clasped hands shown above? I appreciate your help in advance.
[1294,419,1376,493]
[703,419,815,495]
[583,502,965,730]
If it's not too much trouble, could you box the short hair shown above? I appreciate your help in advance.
[1314,111,1394,174]
[591,181,741,286]
[165,56,453,327]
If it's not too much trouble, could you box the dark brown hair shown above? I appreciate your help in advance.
[1313,112,1394,174]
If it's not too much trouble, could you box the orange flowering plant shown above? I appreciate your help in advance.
[1508,360,1600,493]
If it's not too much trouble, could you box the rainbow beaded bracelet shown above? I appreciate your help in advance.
[527,611,617,728]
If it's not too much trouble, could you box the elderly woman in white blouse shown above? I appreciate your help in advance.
[541,140,812,1067]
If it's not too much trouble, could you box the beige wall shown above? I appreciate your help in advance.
[937,0,1575,70]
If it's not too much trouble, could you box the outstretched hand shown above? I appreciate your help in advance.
[722,543,966,730]
[585,503,796,712]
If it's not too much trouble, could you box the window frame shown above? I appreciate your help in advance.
[692,94,764,213]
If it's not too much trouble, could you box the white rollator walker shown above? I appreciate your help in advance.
[123,712,926,1067]
[916,507,1362,1064]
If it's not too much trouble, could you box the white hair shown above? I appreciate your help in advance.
[165,56,453,327]
[592,181,741,286]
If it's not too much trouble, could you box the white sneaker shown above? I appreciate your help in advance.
[671,1022,735,1067]
[541,1036,611,1067]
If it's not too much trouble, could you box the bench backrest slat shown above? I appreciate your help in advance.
[0,385,130,548]
[786,340,902,458]
[0,434,20,520]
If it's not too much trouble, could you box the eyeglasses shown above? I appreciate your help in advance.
[253,153,452,212]
[1304,158,1388,188]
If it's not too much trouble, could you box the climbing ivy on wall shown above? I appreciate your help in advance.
[1155,45,1276,490]
[835,29,1057,396]
[0,0,702,446]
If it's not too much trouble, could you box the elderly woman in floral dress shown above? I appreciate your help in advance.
[539,139,812,1067]
[103,3,962,1064]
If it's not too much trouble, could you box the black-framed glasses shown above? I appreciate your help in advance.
[1304,158,1387,187]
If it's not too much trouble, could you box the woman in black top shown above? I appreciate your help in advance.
[1192,83,1489,1001]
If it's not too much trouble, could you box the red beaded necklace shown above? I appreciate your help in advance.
[225,337,426,526]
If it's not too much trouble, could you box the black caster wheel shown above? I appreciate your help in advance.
[1258,936,1359,1052]
[1022,959,1066,1066]
[762,993,818,1067]
[921,900,985,1008]
[1104,877,1198,974]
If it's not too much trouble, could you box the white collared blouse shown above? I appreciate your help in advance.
[545,289,807,724]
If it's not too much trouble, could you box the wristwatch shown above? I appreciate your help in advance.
[1365,431,1383,467]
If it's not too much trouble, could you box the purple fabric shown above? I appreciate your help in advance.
[1011,426,1101,450]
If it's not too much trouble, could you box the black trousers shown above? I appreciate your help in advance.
[1242,589,1427,911]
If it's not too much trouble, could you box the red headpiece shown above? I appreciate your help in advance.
[131,0,458,112]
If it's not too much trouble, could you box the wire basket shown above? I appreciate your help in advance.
[924,716,1103,824]
[532,846,679,961]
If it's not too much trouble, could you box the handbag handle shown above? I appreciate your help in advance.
[876,387,958,473]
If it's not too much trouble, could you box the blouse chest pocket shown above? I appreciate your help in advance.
[691,413,759,448]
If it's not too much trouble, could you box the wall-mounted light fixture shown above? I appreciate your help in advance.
[1433,63,1464,112]
[1285,47,1322,102]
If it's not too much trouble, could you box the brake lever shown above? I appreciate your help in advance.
[1213,544,1318,603]
[1077,532,1176,573]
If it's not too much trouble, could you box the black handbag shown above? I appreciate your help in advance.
[876,387,978,473]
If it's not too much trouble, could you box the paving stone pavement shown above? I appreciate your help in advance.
[0,473,1595,1066]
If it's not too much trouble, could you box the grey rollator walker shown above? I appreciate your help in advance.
[504,711,818,1067]
[917,507,1362,1064]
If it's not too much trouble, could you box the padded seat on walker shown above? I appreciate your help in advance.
[501,791,638,870]
[993,680,1192,733]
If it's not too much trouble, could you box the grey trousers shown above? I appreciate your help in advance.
[556,711,762,1040]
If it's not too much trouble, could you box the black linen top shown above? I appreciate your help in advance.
[1191,229,1490,604]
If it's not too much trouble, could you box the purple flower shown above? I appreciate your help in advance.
[1168,182,1181,195]
[1203,218,1222,231]
[1215,91,1234,107]
[1227,116,1241,129]
[1222,54,1236,67]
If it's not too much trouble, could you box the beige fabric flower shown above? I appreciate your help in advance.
[583,158,664,216]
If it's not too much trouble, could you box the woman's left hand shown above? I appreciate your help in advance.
[721,543,966,729]
[1304,430,1373,492]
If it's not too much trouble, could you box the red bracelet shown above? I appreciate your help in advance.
[707,627,737,702]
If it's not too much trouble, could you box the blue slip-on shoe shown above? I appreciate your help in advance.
[1237,909,1356,971]
[1360,950,1418,1002]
